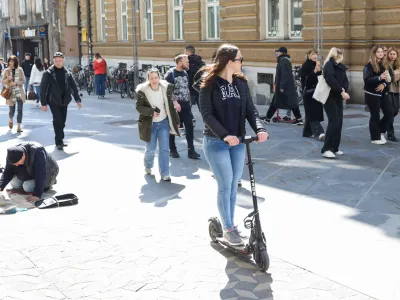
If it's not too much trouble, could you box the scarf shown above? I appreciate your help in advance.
[11,68,21,103]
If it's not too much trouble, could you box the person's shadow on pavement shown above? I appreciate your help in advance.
[210,242,274,300]
[139,175,185,207]
[236,186,266,209]
[48,148,79,161]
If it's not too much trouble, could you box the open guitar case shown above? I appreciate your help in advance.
[35,193,78,209]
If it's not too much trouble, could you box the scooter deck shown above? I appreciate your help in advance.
[216,237,249,253]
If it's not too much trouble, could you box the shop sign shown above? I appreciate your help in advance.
[81,28,87,42]
[22,28,37,37]
[38,26,47,37]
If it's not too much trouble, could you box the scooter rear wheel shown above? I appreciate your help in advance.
[254,246,270,272]
[208,218,222,243]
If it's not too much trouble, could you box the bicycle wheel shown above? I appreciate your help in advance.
[120,82,127,98]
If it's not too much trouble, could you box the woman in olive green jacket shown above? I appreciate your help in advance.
[136,68,180,181]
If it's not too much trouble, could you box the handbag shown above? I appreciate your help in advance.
[1,86,11,99]
[313,75,331,104]
[27,85,36,100]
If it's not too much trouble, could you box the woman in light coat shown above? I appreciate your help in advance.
[29,58,45,107]
[2,55,26,133]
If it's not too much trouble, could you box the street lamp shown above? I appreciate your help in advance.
[131,0,139,95]
[314,0,323,61]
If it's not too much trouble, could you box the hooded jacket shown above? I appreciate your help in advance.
[199,75,266,140]
[0,142,59,198]
[187,54,205,96]
[135,80,180,142]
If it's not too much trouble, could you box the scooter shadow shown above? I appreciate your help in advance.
[236,186,266,209]
[139,175,185,207]
[210,242,274,300]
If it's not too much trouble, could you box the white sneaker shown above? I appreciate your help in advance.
[319,134,326,141]
[371,140,386,145]
[145,168,152,175]
[36,103,40,107]
[335,150,344,156]
[322,151,336,159]
[161,175,171,182]
[381,134,387,142]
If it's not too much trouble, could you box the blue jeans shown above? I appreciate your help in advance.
[34,86,40,103]
[25,77,30,92]
[144,118,170,177]
[95,74,106,96]
[10,177,36,192]
[203,136,245,230]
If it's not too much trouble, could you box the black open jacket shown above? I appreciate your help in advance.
[199,76,266,140]
[40,66,82,107]
[363,62,393,95]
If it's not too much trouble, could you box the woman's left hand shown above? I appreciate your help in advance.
[257,132,269,142]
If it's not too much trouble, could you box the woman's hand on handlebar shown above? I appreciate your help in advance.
[257,132,269,142]
[224,135,240,146]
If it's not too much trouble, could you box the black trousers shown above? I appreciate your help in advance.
[388,92,399,137]
[266,100,302,120]
[170,101,194,151]
[303,120,324,137]
[49,104,68,145]
[365,93,394,141]
[321,97,343,153]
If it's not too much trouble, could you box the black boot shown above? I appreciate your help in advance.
[170,149,180,158]
[188,148,200,159]
[387,135,398,142]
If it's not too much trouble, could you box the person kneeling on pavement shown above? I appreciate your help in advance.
[0,142,59,202]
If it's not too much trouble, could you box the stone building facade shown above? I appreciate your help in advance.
[62,0,400,103]
[0,0,60,63]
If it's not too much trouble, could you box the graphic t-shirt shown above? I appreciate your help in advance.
[217,76,242,137]
[164,68,189,102]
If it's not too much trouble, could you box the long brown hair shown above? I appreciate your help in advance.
[201,44,246,88]
[387,47,400,70]
[369,46,389,73]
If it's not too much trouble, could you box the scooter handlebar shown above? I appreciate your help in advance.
[224,135,260,145]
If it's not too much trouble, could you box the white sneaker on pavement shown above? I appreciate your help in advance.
[319,134,326,141]
[335,150,344,156]
[371,140,386,145]
[323,151,336,159]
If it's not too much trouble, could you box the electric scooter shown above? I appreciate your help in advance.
[208,136,270,272]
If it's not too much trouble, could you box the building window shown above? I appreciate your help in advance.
[144,0,153,40]
[290,0,302,37]
[35,0,43,14]
[121,0,128,40]
[268,0,279,37]
[100,0,106,41]
[206,0,220,39]
[19,0,26,15]
[1,0,9,17]
[173,0,183,40]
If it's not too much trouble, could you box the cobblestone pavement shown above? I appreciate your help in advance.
[0,94,398,300]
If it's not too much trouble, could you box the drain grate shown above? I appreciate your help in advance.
[22,124,47,129]
[65,131,101,137]
[105,119,137,126]
[343,114,368,119]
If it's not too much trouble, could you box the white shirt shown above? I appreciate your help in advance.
[29,65,44,86]
[147,88,167,122]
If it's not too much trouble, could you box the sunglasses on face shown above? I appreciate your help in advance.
[233,57,244,64]
[53,52,64,58]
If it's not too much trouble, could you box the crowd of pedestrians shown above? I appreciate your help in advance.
[1,52,82,150]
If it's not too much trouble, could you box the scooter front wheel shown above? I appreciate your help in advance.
[254,246,270,272]
[208,217,222,242]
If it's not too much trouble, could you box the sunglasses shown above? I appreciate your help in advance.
[233,57,244,63]
[53,52,64,58]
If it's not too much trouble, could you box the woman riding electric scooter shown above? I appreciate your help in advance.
[199,44,268,246]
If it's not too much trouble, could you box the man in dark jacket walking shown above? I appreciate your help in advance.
[40,52,82,150]
[262,47,303,125]
[0,142,59,202]
[184,45,205,109]
[21,53,34,92]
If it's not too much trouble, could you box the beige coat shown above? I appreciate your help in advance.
[2,67,26,105]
